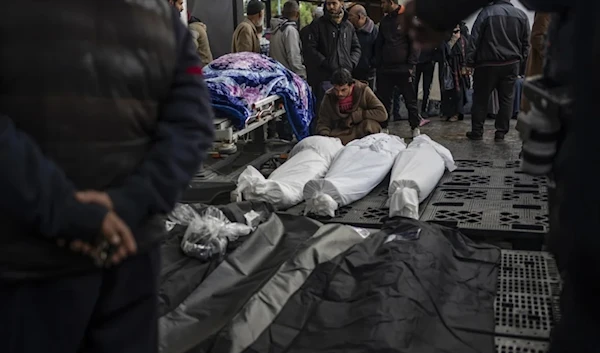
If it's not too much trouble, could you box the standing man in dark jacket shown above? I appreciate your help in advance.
[402,1,600,353]
[0,1,214,352]
[348,4,378,90]
[375,0,423,136]
[303,0,362,110]
[465,0,530,141]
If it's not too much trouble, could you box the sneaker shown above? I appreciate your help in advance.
[412,128,421,137]
[494,132,505,142]
[419,118,431,127]
[381,128,390,134]
[466,131,483,140]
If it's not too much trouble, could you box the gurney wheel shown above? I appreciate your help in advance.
[218,143,238,154]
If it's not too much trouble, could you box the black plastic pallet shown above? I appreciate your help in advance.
[495,251,561,340]
[429,187,548,205]
[420,199,549,240]
[439,169,548,190]
[456,159,522,170]
[495,337,549,353]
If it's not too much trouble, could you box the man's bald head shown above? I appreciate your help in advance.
[349,4,367,17]
[347,4,368,29]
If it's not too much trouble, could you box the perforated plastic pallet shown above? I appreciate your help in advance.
[495,251,561,340]
[456,159,522,170]
[429,187,548,204]
[420,199,549,240]
[495,337,549,353]
[439,169,548,190]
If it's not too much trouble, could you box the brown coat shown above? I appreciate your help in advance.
[232,18,261,54]
[317,80,388,145]
[189,21,214,66]
[521,13,552,113]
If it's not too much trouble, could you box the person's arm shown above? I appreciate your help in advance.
[234,24,255,53]
[349,30,362,69]
[316,98,334,136]
[0,115,108,241]
[303,22,328,70]
[106,10,215,229]
[362,87,388,123]
[374,23,384,68]
[407,35,421,68]
[370,26,379,69]
[285,27,307,79]
[520,17,532,76]
[465,9,488,67]
[196,24,214,65]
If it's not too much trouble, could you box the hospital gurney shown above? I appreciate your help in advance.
[213,95,287,154]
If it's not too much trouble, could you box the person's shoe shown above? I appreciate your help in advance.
[494,132,505,142]
[466,131,483,140]
[412,128,421,137]
[381,128,390,134]
[419,118,431,127]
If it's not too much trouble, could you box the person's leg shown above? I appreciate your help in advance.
[494,63,518,139]
[415,63,424,97]
[469,66,497,138]
[398,73,421,130]
[376,73,395,129]
[421,62,435,115]
[82,248,161,353]
[0,272,102,353]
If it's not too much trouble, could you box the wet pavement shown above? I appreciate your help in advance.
[389,116,521,160]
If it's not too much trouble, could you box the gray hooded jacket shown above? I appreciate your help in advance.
[269,17,306,79]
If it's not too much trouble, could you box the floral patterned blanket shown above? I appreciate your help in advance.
[203,53,314,140]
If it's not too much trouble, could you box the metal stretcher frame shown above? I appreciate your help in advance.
[213,95,286,153]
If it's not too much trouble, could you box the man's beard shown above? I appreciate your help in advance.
[329,8,343,19]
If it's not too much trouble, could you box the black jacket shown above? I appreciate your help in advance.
[302,11,362,84]
[466,0,531,68]
[375,6,420,73]
[0,1,214,279]
[353,18,378,80]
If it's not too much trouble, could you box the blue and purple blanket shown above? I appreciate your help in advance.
[203,53,314,140]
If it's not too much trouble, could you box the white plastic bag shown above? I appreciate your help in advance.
[236,136,344,209]
[388,135,456,219]
[181,206,253,262]
[304,133,407,217]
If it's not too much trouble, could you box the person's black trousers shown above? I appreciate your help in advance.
[415,61,435,113]
[377,72,420,129]
[0,247,160,353]
[471,63,519,136]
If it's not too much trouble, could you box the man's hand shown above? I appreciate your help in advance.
[76,190,113,210]
[400,1,447,49]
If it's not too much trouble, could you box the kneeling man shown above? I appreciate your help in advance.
[316,68,387,145]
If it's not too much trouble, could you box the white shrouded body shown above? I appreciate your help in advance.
[236,136,344,209]
[303,133,407,217]
[388,135,456,219]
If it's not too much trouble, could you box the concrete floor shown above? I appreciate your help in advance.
[388,116,521,161]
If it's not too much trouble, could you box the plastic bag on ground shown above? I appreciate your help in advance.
[304,133,407,217]
[236,136,344,209]
[181,206,253,262]
[388,135,456,219]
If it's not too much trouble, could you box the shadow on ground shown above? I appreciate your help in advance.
[389,116,521,160]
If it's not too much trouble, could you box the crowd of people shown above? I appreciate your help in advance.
[221,0,538,145]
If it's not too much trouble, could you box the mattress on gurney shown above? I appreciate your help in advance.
[203,52,314,140]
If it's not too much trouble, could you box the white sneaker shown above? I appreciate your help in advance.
[412,128,421,138]
[382,128,390,134]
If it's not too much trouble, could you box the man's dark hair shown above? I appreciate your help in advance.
[282,0,300,18]
[331,68,354,86]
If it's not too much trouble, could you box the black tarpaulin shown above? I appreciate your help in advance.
[212,218,500,353]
